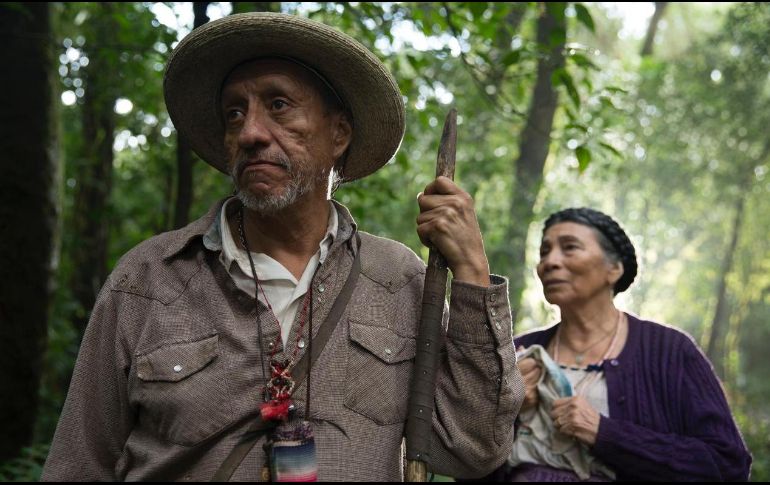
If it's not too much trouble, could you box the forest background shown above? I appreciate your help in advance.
[1,1,768,481]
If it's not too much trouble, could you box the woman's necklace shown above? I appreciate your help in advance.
[554,310,622,366]
[553,310,623,396]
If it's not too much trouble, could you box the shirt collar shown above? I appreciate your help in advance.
[162,198,226,261]
[215,198,339,284]
[165,196,357,262]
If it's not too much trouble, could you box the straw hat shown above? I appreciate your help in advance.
[164,12,405,182]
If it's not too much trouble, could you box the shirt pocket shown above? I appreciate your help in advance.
[344,319,416,425]
[135,334,234,446]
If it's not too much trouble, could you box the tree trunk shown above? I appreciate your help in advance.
[492,2,566,314]
[640,2,668,57]
[0,2,57,462]
[173,2,210,230]
[69,4,118,337]
[706,193,745,377]
[173,134,195,229]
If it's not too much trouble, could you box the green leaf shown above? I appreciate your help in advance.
[549,26,567,47]
[576,145,592,172]
[566,122,589,133]
[599,96,618,110]
[502,50,521,66]
[604,86,629,95]
[545,2,567,22]
[553,69,580,109]
[599,141,623,158]
[564,104,578,122]
[569,53,597,70]
[469,2,488,20]
[574,4,595,33]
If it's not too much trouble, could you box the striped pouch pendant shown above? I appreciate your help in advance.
[269,420,317,482]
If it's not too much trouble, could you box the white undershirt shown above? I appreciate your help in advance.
[560,366,610,417]
[217,198,337,346]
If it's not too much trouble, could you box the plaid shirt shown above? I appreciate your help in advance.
[42,199,523,481]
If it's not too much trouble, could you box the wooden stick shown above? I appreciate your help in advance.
[404,108,457,482]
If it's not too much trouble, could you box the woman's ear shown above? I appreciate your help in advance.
[608,260,624,287]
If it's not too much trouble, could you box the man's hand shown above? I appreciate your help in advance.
[517,349,543,412]
[416,176,490,287]
[551,396,601,446]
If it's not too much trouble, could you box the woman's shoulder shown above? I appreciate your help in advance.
[627,313,704,357]
[514,322,559,348]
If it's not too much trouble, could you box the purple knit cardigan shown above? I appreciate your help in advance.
[513,313,752,481]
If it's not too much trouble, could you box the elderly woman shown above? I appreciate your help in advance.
[500,207,752,481]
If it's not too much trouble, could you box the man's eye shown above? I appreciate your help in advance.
[225,109,244,123]
[271,99,288,110]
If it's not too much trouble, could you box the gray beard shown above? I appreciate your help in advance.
[231,154,323,215]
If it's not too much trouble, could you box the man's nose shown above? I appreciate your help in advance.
[238,109,272,149]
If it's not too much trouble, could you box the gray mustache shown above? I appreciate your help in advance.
[233,153,292,179]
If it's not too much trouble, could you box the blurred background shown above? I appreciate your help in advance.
[1,2,768,480]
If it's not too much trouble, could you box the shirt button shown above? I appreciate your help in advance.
[268,342,275,351]
[384,348,392,356]
[317,284,325,293]
[490,293,497,302]
[298,339,306,349]
[618,395,626,404]
[490,309,497,317]
[495,322,502,330]
[610,359,619,366]
[173,365,183,373]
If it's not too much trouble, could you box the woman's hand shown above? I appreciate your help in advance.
[517,348,542,412]
[551,396,601,446]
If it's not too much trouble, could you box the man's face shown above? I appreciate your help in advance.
[220,58,351,214]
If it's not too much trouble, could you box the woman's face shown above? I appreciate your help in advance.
[536,222,622,308]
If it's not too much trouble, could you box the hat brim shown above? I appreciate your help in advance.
[164,12,405,182]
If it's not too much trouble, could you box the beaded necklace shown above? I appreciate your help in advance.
[553,310,622,395]
[238,207,313,421]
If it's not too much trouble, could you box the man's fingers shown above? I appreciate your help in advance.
[422,176,462,196]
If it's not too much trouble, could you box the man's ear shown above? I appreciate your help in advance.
[331,113,352,161]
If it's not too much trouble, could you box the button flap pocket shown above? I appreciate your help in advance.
[349,320,415,364]
[137,334,219,382]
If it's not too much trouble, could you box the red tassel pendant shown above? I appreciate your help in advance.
[260,399,293,421]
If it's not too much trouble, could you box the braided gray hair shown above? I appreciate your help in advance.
[543,207,638,294]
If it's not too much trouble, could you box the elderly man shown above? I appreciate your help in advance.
[42,13,523,481]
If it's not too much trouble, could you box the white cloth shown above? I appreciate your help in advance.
[508,344,615,480]
[203,198,337,346]
[561,366,610,418]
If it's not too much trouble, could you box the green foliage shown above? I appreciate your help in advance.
[573,3,594,33]
[735,411,770,482]
[15,1,770,480]
[0,444,49,482]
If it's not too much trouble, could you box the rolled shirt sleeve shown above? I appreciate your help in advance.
[429,275,525,478]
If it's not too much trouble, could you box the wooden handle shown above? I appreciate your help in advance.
[404,108,457,482]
